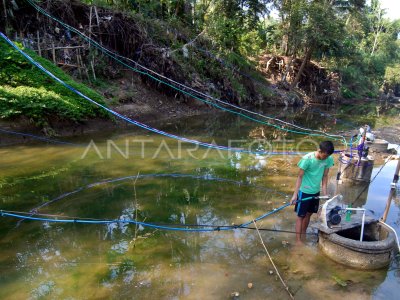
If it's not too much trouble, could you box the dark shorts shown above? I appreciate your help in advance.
[294,191,320,217]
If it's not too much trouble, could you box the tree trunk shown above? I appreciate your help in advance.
[371,22,383,56]
[371,8,383,56]
[282,34,289,55]
[281,55,294,84]
[290,48,312,90]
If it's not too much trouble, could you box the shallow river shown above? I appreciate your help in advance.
[0,106,399,299]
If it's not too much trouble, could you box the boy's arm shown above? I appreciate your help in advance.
[321,168,330,196]
[290,169,305,205]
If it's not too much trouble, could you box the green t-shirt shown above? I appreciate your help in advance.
[298,152,334,194]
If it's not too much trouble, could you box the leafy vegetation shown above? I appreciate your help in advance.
[1,0,399,130]
[81,0,400,98]
[385,64,400,87]
[0,39,109,127]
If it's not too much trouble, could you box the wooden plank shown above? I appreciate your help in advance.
[57,62,84,69]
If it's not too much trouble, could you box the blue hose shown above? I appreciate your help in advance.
[0,196,319,232]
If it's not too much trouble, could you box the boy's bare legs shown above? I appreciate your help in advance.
[302,212,313,235]
[295,217,304,244]
[296,212,313,244]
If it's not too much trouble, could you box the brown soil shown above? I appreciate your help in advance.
[2,1,397,146]
[258,55,341,105]
[107,74,209,123]
[7,0,265,108]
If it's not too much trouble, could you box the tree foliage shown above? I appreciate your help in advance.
[8,0,400,99]
[87,0,398,97]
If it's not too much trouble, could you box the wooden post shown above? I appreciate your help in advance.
[89,6,92,41]
[381,188,395,223]
[51,42,56,64]
[94,6,100,26]
[94,6,101,43]
[37,31,41,56]
[76,49,82,78]
[392,158,400,184]
[382,159,400,222]
[19,32,25,48]
[91,59,96,81]
[83,63,90,82]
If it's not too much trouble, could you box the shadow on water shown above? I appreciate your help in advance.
[0,106,399,299]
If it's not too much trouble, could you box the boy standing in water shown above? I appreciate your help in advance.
[290,141,335,243]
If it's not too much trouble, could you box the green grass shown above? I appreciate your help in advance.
[0,39,110,128]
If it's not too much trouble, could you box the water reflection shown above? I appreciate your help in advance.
[336,182,370,208]
[0,107,399,299]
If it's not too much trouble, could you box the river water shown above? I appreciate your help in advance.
[0,106,399,299]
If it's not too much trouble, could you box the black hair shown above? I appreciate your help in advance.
[319,141,334,155]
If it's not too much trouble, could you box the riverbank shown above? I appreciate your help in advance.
[2,0,365,137]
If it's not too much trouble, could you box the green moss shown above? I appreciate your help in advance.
[0,39,110,127]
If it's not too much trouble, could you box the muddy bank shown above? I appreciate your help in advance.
[4,0,273,108]
[0,104,206,147]
[374,126,400,144]
[0,76,212,146]
[1,72,399,147]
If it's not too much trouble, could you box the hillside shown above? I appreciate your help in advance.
[0,0,399,135]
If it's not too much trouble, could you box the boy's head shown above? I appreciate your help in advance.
[317,141,334,160]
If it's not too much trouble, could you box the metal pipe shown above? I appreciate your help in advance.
[360,210,366,242]
[345,207,366,241]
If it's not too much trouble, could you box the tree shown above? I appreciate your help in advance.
[289,1,345,89]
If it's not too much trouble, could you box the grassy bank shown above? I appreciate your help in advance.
[0,39,109,129]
